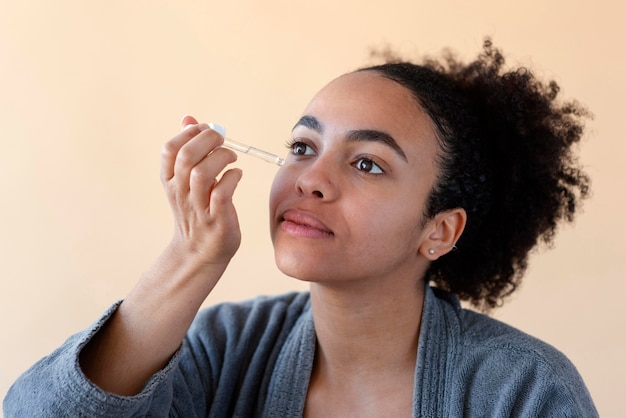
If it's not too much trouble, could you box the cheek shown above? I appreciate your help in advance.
[356,193,426,244]
[269,169,293,240]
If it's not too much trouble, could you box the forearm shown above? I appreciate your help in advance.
[79,244,228,396]
[4,301,183,417]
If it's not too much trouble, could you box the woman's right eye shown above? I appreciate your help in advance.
[288,140,315,156]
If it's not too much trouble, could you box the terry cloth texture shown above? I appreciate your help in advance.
[4,286,598,417]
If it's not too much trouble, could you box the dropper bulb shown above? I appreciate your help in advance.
[208,123,226,138]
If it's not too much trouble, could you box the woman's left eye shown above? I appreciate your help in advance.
[354,158,384,174]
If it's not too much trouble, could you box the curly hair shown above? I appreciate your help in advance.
[359,39,591,310]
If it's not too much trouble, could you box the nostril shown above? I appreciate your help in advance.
[294,169,332,200]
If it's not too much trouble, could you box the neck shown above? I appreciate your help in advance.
[309,277,425,380]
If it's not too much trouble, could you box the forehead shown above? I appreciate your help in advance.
[308,71,418,112]
[302,71,438,159]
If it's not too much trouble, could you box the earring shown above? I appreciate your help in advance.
[428,248,435,255]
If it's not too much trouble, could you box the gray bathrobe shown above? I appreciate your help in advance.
[3,285,598,417]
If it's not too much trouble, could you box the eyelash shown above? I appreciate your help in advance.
[354,158,384,174]
[284,138,385,175]
[285,138,314,156]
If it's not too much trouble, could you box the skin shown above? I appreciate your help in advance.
[80,71,466,415]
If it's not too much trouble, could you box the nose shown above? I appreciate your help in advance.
[294,157,339,201]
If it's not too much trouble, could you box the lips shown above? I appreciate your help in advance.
[280,209,334,238]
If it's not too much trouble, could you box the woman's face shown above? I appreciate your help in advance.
[269,71,440,285]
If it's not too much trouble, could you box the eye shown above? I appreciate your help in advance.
[286,140,316,156]
[355,158,384,174]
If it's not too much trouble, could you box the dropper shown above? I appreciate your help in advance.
[209,123,285,166]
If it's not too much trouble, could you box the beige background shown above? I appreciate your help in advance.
[1,0,624,415]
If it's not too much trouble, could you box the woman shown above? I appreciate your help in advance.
[4,40,598,416]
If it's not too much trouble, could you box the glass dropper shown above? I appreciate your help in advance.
[209,123,285,166]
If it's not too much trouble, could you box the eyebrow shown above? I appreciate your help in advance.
[293,115,408,162]
[293,115,323,133]
[346,129,407,162]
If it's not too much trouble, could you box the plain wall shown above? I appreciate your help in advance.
[1,1,624,415]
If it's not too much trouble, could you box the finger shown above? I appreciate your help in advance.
[189,148,238,209]
[161,122,210,183]
[208,168,243,216]
[173,128,226,188]
[181,115,199,130]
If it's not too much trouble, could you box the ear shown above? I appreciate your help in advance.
[419,208,467,260]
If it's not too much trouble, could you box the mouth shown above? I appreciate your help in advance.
[280,209,334,238]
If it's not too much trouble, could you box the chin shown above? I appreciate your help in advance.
[274,251,332,283]
[274,254,311,282]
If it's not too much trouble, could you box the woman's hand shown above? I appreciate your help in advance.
[161,115,243,268]
[79,116,243,396]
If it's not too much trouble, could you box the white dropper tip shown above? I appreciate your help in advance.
[208,123,226,138]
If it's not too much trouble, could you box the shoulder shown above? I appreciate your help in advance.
[431,287,582,375]
[429,288,598,416]
[458,307,581,383]
[190,291,311,334]
[184,291,312,357]
[171,292,312,414]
